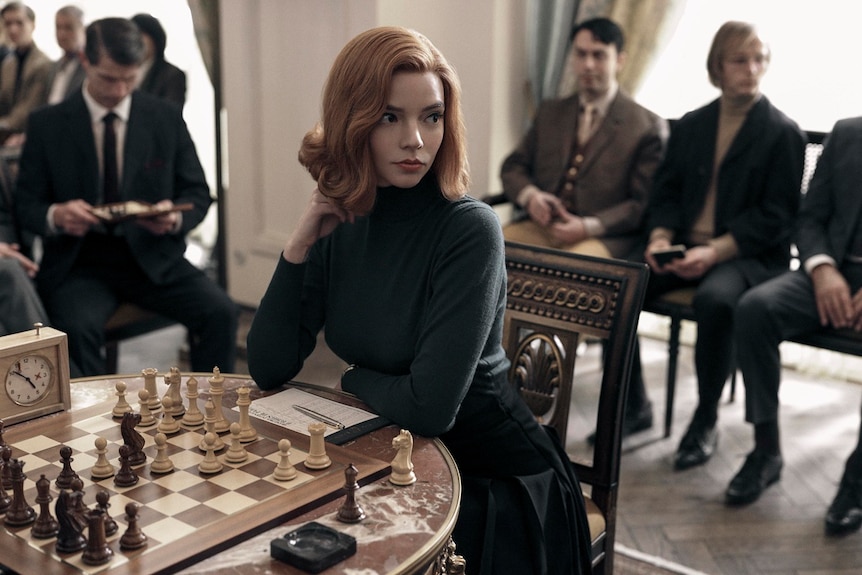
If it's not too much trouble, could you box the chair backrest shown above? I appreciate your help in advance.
[503,242,648,573]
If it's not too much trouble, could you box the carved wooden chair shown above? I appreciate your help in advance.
[503,242,648,575]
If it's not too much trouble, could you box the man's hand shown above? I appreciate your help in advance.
[645,237,673,273]
[548,211,588,245]
[811,263,854,328]
[524,190,566,227]
[53,199,100,236]
[0,242,39,278]
[136,200,180,235]
[664,245,718,280]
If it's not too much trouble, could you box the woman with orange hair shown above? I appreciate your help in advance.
[247,27,592,574]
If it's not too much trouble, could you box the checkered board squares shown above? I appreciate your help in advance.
[2,410,350,575]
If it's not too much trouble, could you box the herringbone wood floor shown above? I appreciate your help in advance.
[119,311,862,575]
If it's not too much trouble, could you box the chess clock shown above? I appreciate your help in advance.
[0,323,71,426]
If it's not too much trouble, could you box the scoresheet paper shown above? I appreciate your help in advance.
[244,387,379,437]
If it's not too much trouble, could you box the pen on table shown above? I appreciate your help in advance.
[292,404,345,430]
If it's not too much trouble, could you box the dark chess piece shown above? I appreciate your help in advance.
[0,446,11,514]
[96,489,118,536]
[336,463,365,523]
[70,476,88,514]
[82,508,113,566]
[119,502,148,550]
[31,474,59,539]
[55,445,79,489]
[1,443,12,490]
[55,489,87,553]
[114,445,139,487]
[0,418,6,449]
[121,412,147,467]
[5,458,36,526]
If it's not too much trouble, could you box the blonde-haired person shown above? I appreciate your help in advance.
[634,21,806,478]
[247,26,592,575]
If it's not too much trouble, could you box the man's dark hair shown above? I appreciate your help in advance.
[131,13,167,61]
[570,17,625,53]
[84,17,145,66]
[0,2,35,23]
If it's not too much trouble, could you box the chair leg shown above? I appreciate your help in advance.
[664,315,681,438]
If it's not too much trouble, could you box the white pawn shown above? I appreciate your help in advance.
[150,433,174,474]
[198,432,223,474]
[91,436,115,479]
[136,389,156,428]
[112,381,132,417]
[273,438,297,481]
[157,396,181,434]
[304,422,331,469]
[181,377,204,428]
[199,400,225,451]
[235,385,258,443]
[224,423,248,464]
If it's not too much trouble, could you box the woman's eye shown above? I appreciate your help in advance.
[426,112,442,123]
[381,112,397,124]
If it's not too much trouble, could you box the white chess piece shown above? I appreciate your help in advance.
[224,422,248,464]
[157,396,181,434]
[207,367,230,433]
[181,377,204,428]
[137,389,156,428]
[304,422,331,469]
[141,367,162,414]
[199,400,225,451]
[273,438,297,481]
[235,385,258,443]
[198,432,223,474]
[91,436,115,479]
[150,432,174,474]
[390,429,417,486]
[164,367,185,417]
[112,381,132,417]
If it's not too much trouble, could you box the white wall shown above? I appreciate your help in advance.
[222,0,527,307]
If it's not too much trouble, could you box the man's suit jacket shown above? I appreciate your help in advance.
[14,90,211,293]
[139,59,186,110]
[797,117,862,265]
[46,56,86,103]
[500,91,668,257]
[0,44,51,131]
[646,95,806,275]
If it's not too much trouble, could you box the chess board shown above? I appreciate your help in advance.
[1,394,391,574]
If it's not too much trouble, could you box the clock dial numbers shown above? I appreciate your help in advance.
[5,354,54,406]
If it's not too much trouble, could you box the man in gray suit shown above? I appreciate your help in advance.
[500,17,668,261]
[46,5,86,105]
[732,118,862,518]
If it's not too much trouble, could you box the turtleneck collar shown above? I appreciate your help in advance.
[370,175,445,223]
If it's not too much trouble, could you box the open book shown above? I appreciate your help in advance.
[90,200,194,223]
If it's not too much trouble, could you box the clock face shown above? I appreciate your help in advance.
[5,354,55,406]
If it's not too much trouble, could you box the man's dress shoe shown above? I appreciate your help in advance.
[825,477,862,536]
[587,401,653,446]
[673,422,717,470]
[725,450,783,505]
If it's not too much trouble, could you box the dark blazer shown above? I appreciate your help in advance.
[500,91,668,258]
[646,95,806,274]
[797,117,862,264]
[138,59,186,110]
[14,90,210,292]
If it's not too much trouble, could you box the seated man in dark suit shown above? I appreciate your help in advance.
[732,117,862,517]
[14,17,237,377]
